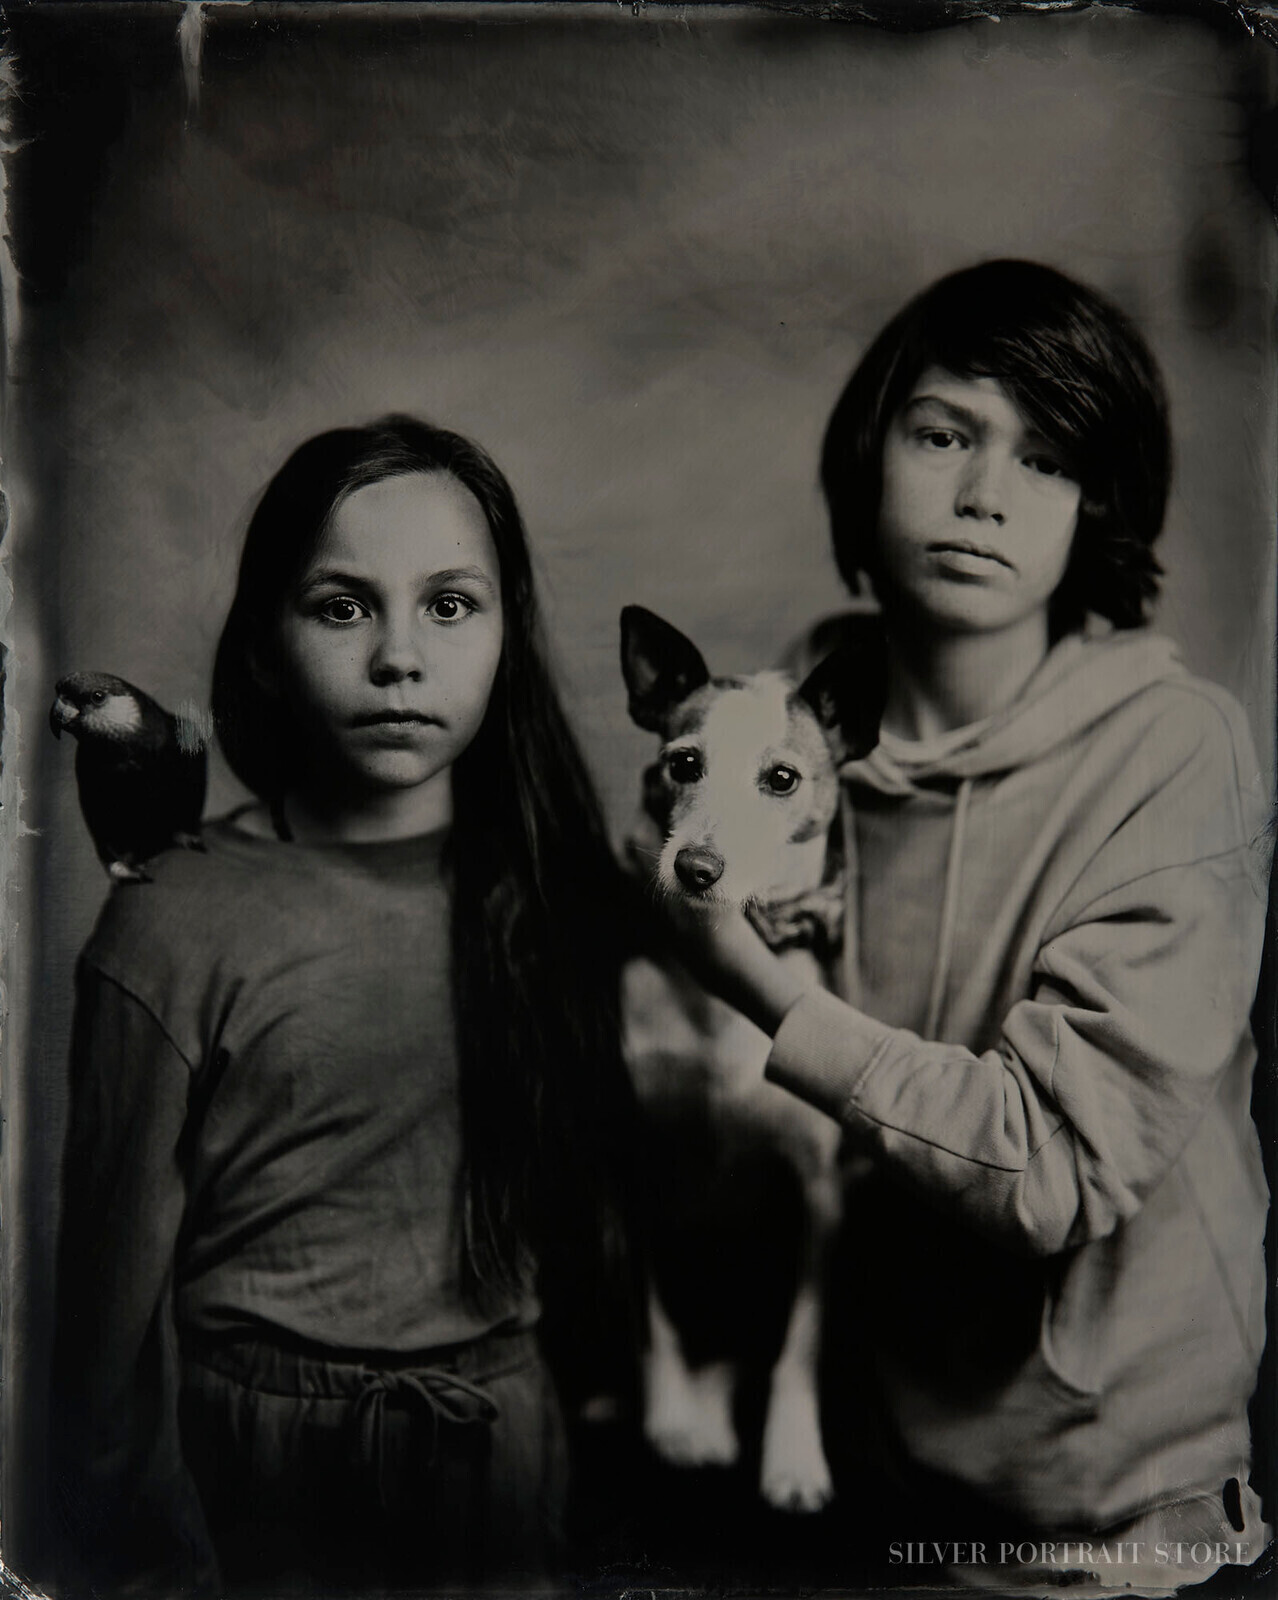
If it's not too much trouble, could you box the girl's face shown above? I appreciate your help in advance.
[277,470,504,805]
[875,368,1082,636]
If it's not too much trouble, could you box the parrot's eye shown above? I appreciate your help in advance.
[763,764,801,796]
[666,749,703,785]
[90,690,107,705]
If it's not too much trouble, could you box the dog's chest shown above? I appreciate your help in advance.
[623,944,834,1174]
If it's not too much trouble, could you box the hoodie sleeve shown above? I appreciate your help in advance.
[765,691,1269,1258]
[53,959,219,1597]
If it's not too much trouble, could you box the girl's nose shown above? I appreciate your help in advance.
[369,619,425,685]
[956,449,1007,525]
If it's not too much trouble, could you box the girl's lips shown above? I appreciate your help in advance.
[348,712,444,744]
[350,710,439,727]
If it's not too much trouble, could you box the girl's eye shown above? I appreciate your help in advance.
[318,596,368,625]
[764,764,801,796]
[427,593,474,623]
[918,428,964,451]
[666,750,703,785]
[1025,454,1071,480]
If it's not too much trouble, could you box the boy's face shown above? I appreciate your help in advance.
[875,368,1081,636]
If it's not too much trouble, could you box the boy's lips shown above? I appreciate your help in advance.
[927,540,1015,571]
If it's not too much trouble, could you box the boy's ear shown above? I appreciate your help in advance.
[620,606,711,732]
[797,620,887,761]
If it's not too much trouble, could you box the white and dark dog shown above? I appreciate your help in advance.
[619,605,880,1514]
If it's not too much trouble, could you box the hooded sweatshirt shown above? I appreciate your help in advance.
[765,620,1270,1532]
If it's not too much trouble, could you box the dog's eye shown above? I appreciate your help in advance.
[764,764,800,796]
[666,750,703,784]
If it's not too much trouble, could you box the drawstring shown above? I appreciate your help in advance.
[838,785,863,1008]
[350,1364,500,1513]
[924,777,973,1041]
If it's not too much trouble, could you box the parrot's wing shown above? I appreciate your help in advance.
[73,748,144,869]
[157,741,208,838]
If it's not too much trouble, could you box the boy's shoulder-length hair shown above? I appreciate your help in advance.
[819,258,1171,638]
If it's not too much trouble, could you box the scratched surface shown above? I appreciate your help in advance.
[2,3,1275,1589]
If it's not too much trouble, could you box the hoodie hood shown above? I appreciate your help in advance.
[844,623,1186,797]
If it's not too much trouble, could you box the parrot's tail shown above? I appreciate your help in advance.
[175,700,215,755]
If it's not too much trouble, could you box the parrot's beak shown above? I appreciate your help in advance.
[49,697,77,739]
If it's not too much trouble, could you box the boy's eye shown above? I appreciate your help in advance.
[1024,454,1071,480]
[763,764,801,796]
[917,428,964,451]
[427,593,475,623]
[666,749,703,784]
[318,596,368,625]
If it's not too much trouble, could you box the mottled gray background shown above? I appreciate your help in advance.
[4,2,1275,1583]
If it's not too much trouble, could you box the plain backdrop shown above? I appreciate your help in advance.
[3,3,1275,1585]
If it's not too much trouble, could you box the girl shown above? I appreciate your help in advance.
[660,262,1270,1589]
[53,417,636,1595]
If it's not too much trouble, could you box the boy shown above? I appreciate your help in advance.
[672,260,1271,1589]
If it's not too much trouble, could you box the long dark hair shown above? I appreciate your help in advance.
[212,417,636,1340]
[820,259,1171,638]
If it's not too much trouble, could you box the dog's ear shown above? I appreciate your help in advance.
[797,621,887,761]
[620,606,711,732]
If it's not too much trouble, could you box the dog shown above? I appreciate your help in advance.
[619,605,881,1513]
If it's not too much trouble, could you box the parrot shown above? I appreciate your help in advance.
[49,671,208,883]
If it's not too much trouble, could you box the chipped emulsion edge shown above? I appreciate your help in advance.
[0,11,222,1588]
[0,0,1273,1589]
[0,22,23,1587]
[177,0,257,124]
[0,1559,49,1600]
[177,3,206,117]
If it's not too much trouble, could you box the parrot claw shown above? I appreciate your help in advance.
[173,831,206,853]
[107,860,152,885]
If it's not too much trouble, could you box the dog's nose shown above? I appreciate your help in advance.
[674,846,724,893]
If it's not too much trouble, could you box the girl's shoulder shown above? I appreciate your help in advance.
[78,810,455,1070]
[81,808,319,1005]
[82,804,451,1009]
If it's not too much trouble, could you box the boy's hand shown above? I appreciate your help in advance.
[747,882,845,961]
[657,893,813,1039]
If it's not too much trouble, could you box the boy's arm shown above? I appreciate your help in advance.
[765,851,1265,1259]
[53,962,220,1596]
[687,701,1268,1257]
